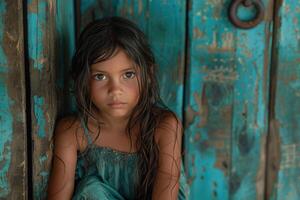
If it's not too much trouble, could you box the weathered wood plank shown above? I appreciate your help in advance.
[0,0,27,198]
[230,1,274,199]
[27,0,58,199]
[148,0,186,118]
[184,2,233,198]
[78,0,148,33]
[55,0,77,116]
[184,0,273,199]
[267,0,300,199]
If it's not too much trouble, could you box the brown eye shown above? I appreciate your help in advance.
[123,71,136,79]
[94,74,106,81]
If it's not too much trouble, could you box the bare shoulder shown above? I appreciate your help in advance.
[152,110,183,198]
[53,115,82,151]
[155,111,183,148]
[155,110,183,144]
[47,115,81,199]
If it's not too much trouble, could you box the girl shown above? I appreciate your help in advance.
[47,16,190,200]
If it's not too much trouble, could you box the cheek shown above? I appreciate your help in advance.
[89,81,105,100]
[126,81,140,96]
[90,80,106,90]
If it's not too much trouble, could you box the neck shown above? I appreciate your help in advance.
[90,110,130,133]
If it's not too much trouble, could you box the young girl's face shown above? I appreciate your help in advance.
[89,48,140,121]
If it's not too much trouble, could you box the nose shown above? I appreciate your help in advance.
[108,78,123,96]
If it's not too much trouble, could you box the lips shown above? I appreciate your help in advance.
[108,102,126,108]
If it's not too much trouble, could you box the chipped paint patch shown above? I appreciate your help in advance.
[0,80,12,197]
[33,96,46,138]
[28,1,47,71]
[0,1,8,73]
[289,80,300,97]
[268,1,300,199]
[201,65,239,83]
[39,154,47,165]
[0,1,12,197]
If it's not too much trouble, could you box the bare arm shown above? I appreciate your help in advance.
[47,117,78,200]
[152,114,183,200]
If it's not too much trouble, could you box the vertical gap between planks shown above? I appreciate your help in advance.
[264,0,280,199]
[74,0,81,46]
[182,0,190,167]
[22,0,33,199]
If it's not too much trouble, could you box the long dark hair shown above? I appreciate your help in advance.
[70,16,180,199]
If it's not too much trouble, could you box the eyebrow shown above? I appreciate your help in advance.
[91,67,135,73]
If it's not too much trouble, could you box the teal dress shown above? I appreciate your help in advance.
[72,119,190,200]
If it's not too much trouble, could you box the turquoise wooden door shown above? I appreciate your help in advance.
[185,0,272,199]
[0,0,299,199]
[265,0,300,199]
[185,0,299,199]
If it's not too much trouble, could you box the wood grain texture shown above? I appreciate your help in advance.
[267,0,300,199]
[184,0,273,199]
[27,0,57,199]
[8,0,297,199]
[55,0,76,116]
[0,0,27,198]
[148,0,186,119]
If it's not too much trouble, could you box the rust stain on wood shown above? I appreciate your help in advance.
[193,27,204,39]
[256,135,267,200]
[1,0,27,198]
[197,87,208,128]
[265,119,281,199]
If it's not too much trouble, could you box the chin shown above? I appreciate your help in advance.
[110,111,130,118]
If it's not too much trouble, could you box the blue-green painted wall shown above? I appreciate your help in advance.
[0,0,299,199]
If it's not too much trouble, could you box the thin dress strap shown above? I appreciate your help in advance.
[80,117,93,145]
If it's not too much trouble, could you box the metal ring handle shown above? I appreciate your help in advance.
[228,0,265,29]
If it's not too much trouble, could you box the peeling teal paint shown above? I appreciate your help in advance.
[185,0,272,199]
[186,1,231,199]
[0,0,297,199]
[40,171,49,177]
[39,155,49,191]
[270,0,300,199]
[0,1,12,197]
[176,84,184,119]
[28,1,47,71]
[33,96,46,138]
[148,0,186,118]
[0,1,8,73]
[290,80,300,95]
[34,182,47,200]
[55,0,76,89]
[187,115,228,200]
[39,154,47,165]
[0,80,12,197]
[33,167,49,199]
